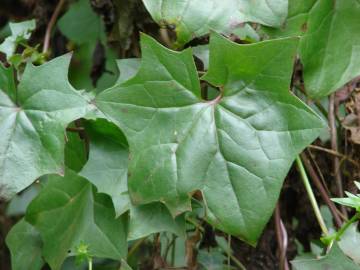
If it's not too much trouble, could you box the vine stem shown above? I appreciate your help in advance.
[296,156,329,236]
[335,212,360,240]
[43,0,66,54]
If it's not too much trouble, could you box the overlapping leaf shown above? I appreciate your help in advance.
[264,0,360,98]
[79,119,186,239]
[26,170,128,270]
[96,33,325,244]
[143,0,288,46]
[0,55,96,199]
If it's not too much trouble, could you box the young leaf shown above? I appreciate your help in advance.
[142,0,288,46]
[96,33,325,244]
[5,219,44,270]
[0,54,96,199]
[292,243,360,270]
[0,19,36,59]
[25,170,128,270]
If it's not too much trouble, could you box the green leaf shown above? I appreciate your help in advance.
[0,54,96,199]
[0,63,16,100]
[120,259,133,270]
[79,119,186,238]
[116,59,140,84]
[338,223,360,265]
[5,218,44,270]
[6,185,40,216]
[198,248,230,270]
[193,45,209,70]
[64,129,87,173]
[26,169,128,270]
[265,0,360,98]
[80,119,130,217]
[292,243,360,270]
[0,19,36,59]
[142,0,288,46]
[262,0,316,38]
[58,0,106,44]
[96,33,325,244]
[128,202,185,240]
[301,0,360,98]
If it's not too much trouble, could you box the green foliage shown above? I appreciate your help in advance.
[332,182,360,211]
[3,0,360,268]
[25,169,128,270]
[5,219,44,270]
[338,223,360,265]
[0,55,96,199]
[96,33,324,245]
[58,0,105,44]
[264,0,360,98]
[142,0,288,46]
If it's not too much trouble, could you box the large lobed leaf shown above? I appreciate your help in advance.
[0,55,96,199]
[143,0,288,46]
[96,33,325,244]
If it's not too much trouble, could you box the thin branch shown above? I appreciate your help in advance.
[43,0,66,54]
[308,145,360,168]
[301,153,344,227]
[329,93,347,217]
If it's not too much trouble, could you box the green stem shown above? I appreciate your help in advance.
[296,156,329,236]
[335,212,360,240]
[88,258,93,270]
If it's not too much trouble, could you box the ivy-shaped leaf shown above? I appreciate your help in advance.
[292,243,360,270]
[96,33,325,244]
[0,55,96,199]
[25,170,128,270]
[5,219,44,270]
[0,19,35,59]
[142,0,288,46]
